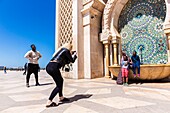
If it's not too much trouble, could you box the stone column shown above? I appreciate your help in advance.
[81,0,105,79]
[71,0,84,79]
[109,44,113,65]
[168,34,170,49]
[113,43,118,65]
[55,0,60,50]
[164,0,170,63]
[166,33,170,63]
[104,42,110,78]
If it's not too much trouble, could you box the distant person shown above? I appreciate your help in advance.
[23,63,28,75]
[4,66,7,74]
[131,50,140,78]
[45,43,77,107]
[24,44,42,87]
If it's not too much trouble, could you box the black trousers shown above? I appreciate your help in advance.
[26,63,39,84]
[46,62,63,101]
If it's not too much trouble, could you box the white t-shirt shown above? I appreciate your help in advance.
[122,61,128,69]
[24,50,42,64]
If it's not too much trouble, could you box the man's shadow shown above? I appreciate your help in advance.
[58,94,93,105]
[29,83,53,87]
[40,83,53,86]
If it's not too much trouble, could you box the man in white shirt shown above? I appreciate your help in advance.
[24,44,42,87]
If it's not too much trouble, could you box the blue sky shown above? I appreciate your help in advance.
[0,0,55,68]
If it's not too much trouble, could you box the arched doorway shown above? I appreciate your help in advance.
[118,0,168,64]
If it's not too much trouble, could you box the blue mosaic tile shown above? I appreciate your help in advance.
[118,0,167,64]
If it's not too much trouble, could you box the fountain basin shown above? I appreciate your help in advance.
[109,64,170,80]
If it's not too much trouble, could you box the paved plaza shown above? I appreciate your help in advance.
[0,70,170,113]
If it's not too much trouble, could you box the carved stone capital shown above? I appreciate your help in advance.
[82,0,105,15]
[164,25,170,36]
[111,36,121,44]
[99,31,112,43]
[163,22,170,34]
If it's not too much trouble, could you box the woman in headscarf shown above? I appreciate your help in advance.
[45,43,77,107]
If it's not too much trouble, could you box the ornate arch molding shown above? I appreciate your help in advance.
[100,0,127,42]
[101,0,170,40]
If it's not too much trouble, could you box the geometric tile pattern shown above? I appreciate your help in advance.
[85,88,112,95]
[1,105,45,113]
[68,82,113,88]
[123,87,170,101]
[0,85,52,94]
[64,104,98,113]
[9,93,47,102]
[1,71,170,113]
[63,87,77,96]
[118,0,168,64]
[88,97,155,109]
[118,0,166,31]
[59,0,73,46]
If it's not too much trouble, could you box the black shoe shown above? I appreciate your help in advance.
[60,98,70,102]
[46,102,57,108]
[26,83,30,88]
[35,83,40,86]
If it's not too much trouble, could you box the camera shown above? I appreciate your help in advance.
[72,51,76,54]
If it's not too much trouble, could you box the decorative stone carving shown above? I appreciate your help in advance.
[59,0,73,46]
[101,0,122,42]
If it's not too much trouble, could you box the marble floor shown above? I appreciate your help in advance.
[0,70,170,113]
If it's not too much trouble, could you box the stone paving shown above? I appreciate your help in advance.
[0,70,170,113]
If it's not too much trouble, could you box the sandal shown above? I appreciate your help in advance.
[46,102,57,108]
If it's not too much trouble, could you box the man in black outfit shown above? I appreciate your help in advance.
[24,44,42,87]
[45,43,77,107]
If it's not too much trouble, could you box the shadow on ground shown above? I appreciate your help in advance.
[58,94,93,105]
[40,83,53,86]
[112,76,170,85]
[129,77,170,85]
[29,83,53,87]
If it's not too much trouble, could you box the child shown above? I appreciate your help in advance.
[121,55,129,86]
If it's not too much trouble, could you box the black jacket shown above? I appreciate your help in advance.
[51,48,77,67]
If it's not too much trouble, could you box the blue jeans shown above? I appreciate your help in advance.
[132,63,140,75]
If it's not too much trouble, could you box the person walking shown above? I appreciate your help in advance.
[45,43,77,107]
[4,66,7,74]
[131,50,140,78]
[24,44,42,87]
[23,63,27,75]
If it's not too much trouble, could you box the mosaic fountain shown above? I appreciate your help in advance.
[108,0,170,80]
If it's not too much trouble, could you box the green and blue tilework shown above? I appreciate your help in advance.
[118,0,168,64]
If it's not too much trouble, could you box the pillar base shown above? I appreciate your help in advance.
[105,75,111,78]
[113,64,118,66]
